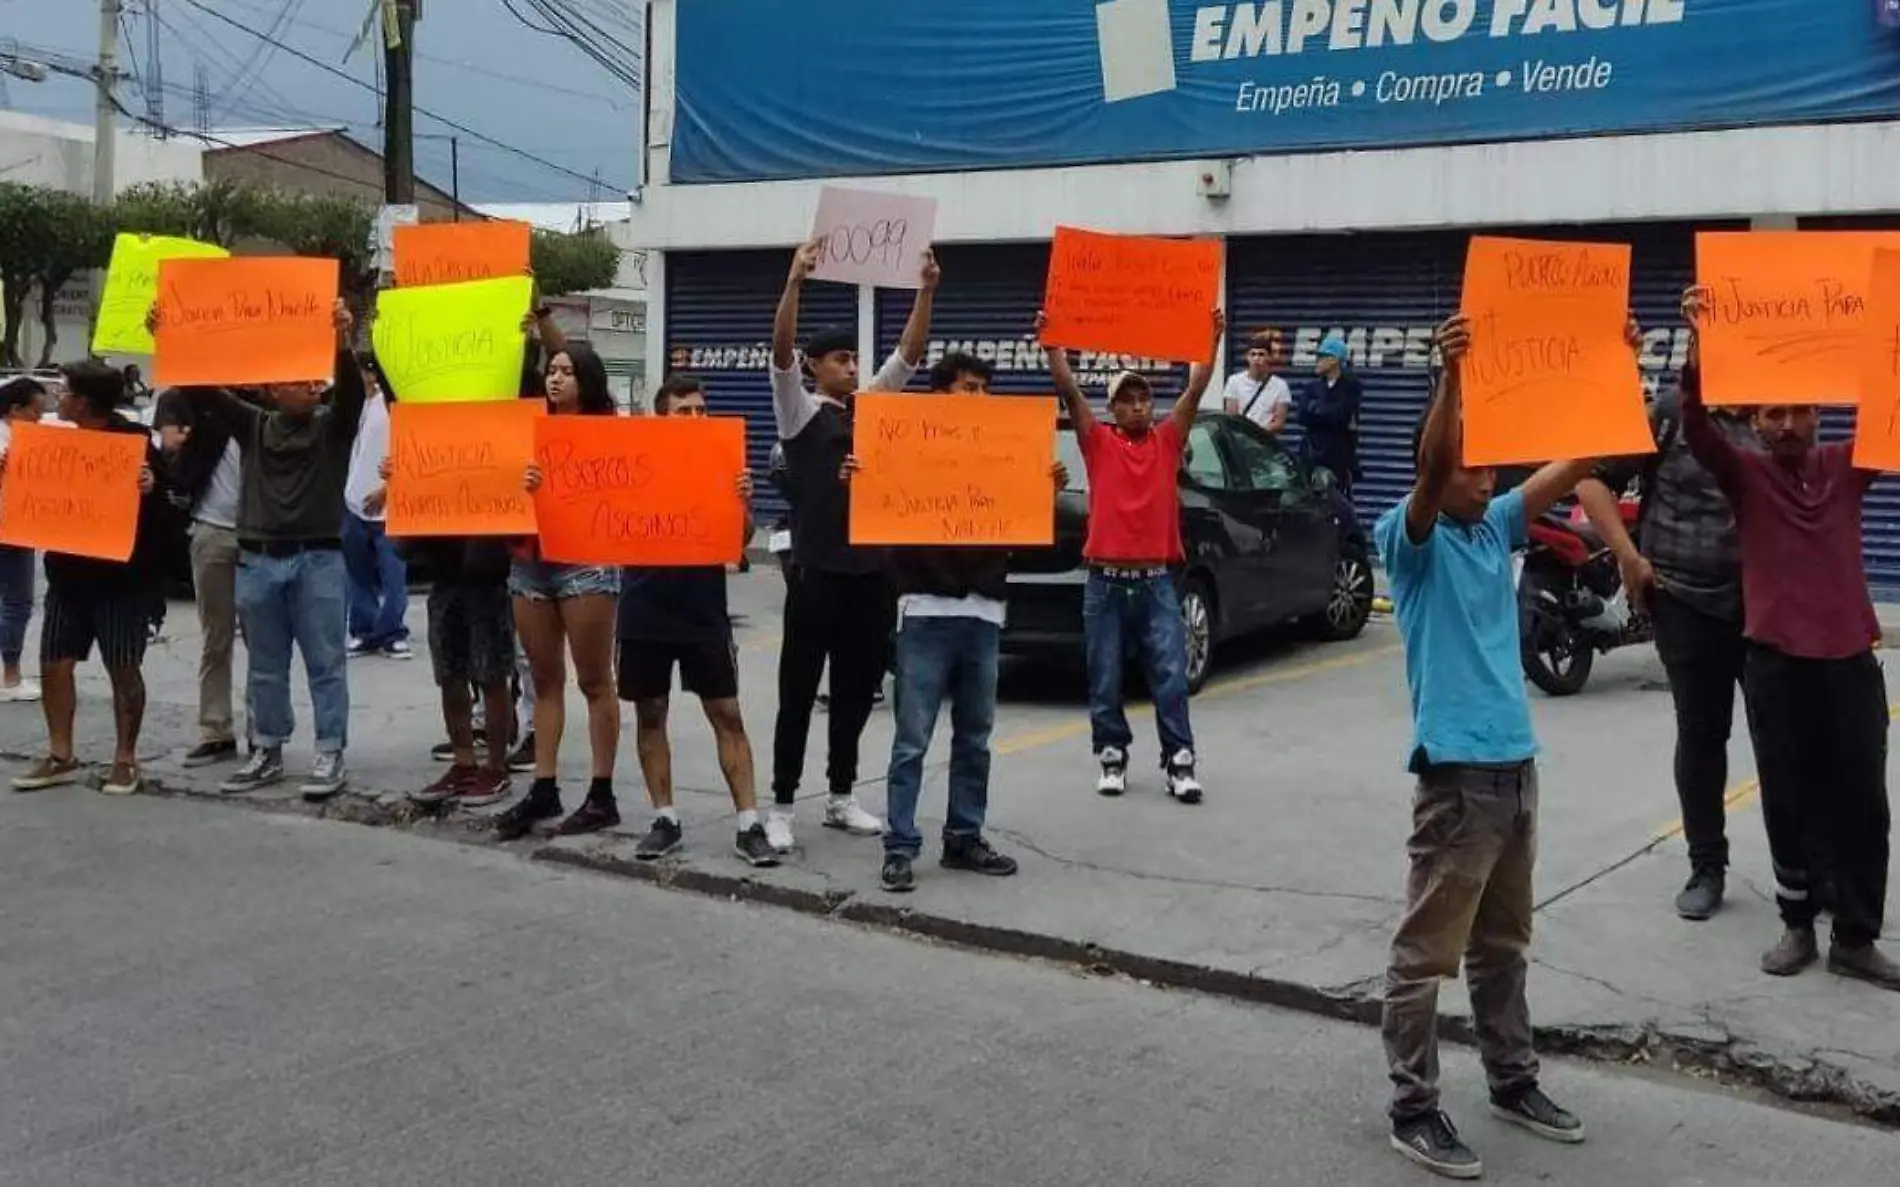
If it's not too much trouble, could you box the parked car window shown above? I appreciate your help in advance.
[1183,423,1231,490]
[1225,427,1298,495]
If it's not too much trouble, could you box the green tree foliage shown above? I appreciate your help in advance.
[0,184,114,368]
[530,227,620,297]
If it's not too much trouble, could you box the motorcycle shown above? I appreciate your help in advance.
[1515,497,1653,696]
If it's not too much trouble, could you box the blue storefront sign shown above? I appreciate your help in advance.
[673,1,1900,184]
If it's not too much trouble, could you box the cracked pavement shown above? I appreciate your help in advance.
[3,569,1897,1125]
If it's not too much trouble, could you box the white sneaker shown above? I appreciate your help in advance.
[822,795,885,836]
[764,808,796,853]
[1165,749,1203,805]
[0,679,41,703]
[1096,747,1128,797]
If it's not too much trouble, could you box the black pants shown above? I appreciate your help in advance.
[1650,590,1746,873]
[772,568,894,804]
[1742,644,1891,947]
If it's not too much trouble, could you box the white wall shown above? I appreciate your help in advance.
[0,112,204,196]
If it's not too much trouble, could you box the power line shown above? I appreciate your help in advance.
[177,0,630,192]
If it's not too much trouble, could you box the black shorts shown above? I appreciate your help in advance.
[41,584,149,668]
[427,580,516,688]
[617,636,738,702]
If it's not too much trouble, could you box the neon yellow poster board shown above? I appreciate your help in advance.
[92,233,230,356]
[371,276,531,403]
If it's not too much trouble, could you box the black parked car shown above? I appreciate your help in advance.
[1002,412,1374,692]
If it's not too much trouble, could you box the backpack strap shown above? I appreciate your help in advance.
[1634,412,1679,534]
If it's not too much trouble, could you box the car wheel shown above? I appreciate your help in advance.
[1308,541,1373,641]
[1180,576,1215,694]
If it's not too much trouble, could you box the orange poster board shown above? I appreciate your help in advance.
[849,394,1057,546]
[1852,250,1900,473]
[532,415,747,566]
[1695,231,1900,406]
[386,401,542,537]
[152,256,339,388]
[393,220,532,288]
[1041,226,1221,365]
[1457,237,1652,467]
[0,422,144,561]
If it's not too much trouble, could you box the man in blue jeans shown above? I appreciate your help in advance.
[170,299,363,801]
[341,356,410,659]
[1042,309,1222,802]
[843,352,1067,892]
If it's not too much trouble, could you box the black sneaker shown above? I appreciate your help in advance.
[1390,1111,1482,1180]
[1096,746,1128,797]
[1164,748,1203,804]
[182,739,238,768]
[1489,1086,1585,1144]
[1674,869,1725,921]
[635,816,684,860]
[880,853,916,893]
[431,729,486,764]
[734,824,781,868]
[556,793,621,836]
[494,787,562,841]
[506,732,537,773]
[941,836,1019,877]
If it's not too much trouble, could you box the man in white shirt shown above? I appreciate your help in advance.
[1222,330,1292,433]
[341,359,411,660]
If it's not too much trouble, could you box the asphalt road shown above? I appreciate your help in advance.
[2,789,1896,1186]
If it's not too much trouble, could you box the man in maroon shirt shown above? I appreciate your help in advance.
[1680,283,1897,991]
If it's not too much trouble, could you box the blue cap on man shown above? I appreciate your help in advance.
[1317,333,1349,361]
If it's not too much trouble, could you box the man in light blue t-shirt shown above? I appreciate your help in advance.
[1371,312,1616,1181]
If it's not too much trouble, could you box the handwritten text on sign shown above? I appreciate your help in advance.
[808,187,939,289]
[1695,231,1900,406]
[392,220,532,288]
[1041,227,1221,365]
[1458,237,1651,467]
[849,395,1057,547]
[0,422,144,561]
[532,416,747,567]
[1852,250,1900,473]
[152,256,339,388]
[386,401,540,538]
[91,233,229,356]
[372,276,531,403]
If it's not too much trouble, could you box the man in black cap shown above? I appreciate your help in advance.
[764,240,939,853]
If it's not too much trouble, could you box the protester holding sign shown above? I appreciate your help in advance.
[1677,284,1900,993]
[164,299,363,802]
[1375,315,1594,1180]
[3,364,161,796]
[494,343,624,842]
[1040,307,1222,804]
[0,377,48,705]
[764,241,939,854]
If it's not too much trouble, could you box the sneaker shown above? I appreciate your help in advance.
[1827,942,1900,991]
[98,761,142,796]
[635,816,684,860]
[1674,869,1725,921]
[300,752,348,801]
[495,786,562,841]
[1096,747,1127,797]
[182,739,239,768]
[220,748,284,794]
[764,808,796,853]
[735,824,781,868]
[456,769,512,809]
[506,732,537,773]
[1761,924,1820,977]
[1489,1086,1585,1144]
[880,853,916,893]
[11,755,83,792]
[941,836,1019,877]
[382,639,414,661]
[1390,1111,1482,1180]
[823,795,885,836]
[1164,749,1203,805]
[0,678,41,703]
[411,765,474,807]
[556,793,621,836]
[431,729,488,764]
[347,637,374,657]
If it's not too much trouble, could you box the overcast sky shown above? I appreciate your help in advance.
[3,0,643,202]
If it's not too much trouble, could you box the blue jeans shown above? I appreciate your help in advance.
[341,512,409,648]
[884,615,1000,859]
[0,544,34,668]
[236,547,349,753]
[1083,571,1194,760]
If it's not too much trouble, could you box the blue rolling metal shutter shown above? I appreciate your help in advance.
[1225,221,1742,559]
[663,250,857,519]
[873,242,1188,401]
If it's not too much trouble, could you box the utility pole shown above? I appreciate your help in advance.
[143,0,166,137]
[382,0,416,206]
[94,0,122,203]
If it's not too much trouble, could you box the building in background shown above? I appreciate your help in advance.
[617,0,1900,587]
[204,127,476,222]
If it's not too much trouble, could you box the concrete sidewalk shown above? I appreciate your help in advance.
[2,571,1896,1128]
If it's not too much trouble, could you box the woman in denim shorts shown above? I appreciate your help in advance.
[494,344,624,840]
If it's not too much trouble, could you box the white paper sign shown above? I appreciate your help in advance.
[808,187,939,290]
